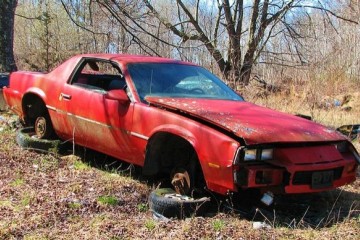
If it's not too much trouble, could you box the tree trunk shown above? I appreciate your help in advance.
[0,0,18,72]
[239,62,252,86]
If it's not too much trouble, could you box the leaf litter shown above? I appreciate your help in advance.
[0,112,359,239]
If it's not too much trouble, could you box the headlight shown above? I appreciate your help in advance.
[244,149,257,161]
[244,148,273,161]
[335,141,349,153]
[335,141,360,164]
[261,149,273,160]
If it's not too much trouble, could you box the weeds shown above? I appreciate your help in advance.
[73,160,90,170]
[10,177,24,187]
[20,194,32,207]
[144,219,156,231]
[212,219,225,231]
[97,195,119,206]
[137,203,148,212]
[68,202,82,209]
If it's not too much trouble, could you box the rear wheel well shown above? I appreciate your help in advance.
[22,93,47,126]
[22,93,55,139]
[143,132,205,192]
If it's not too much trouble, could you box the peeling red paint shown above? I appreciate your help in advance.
[146,97,345,145]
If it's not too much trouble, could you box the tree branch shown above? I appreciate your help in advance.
[265,0,296,26]
[15,13,42,21]
[60,0,106,35]
[213,3,223,48]
[143,0,200,42]
[293,4,358,24]
[96,1,160,56]
[223,0,236,37]
[176,0,227,71]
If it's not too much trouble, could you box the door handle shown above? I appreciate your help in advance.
[60,93,72,100]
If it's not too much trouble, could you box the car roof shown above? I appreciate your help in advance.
[77,53,196,65]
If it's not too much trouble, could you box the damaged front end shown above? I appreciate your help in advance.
[233,141,359,195]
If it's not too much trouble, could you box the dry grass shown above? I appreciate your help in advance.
[0,89,359,240]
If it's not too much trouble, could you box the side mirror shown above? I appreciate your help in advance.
[106,89,129,103]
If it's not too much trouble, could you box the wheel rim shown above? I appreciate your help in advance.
[171,169,191,195]
[163,193,193,201]
[35,117,47,138]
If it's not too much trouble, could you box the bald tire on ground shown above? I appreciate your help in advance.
[16,127,61,153]
[149,188,209,219]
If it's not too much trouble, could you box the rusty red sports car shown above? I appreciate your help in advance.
[3,54,359,203]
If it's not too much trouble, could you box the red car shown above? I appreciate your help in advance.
[3,54,359,199]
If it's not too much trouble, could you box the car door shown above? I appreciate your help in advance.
[59,58,136,162]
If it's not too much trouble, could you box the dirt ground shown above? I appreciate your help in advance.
[0,111,359,239]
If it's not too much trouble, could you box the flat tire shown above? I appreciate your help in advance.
[16,127,61,153]
[149,188,209,219]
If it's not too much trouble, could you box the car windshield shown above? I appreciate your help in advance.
[127,63,244,102]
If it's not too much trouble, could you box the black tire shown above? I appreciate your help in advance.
[149,188,210,219]
[16,127,61,153]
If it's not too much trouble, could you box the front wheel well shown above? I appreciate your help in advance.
[143,132,205,190]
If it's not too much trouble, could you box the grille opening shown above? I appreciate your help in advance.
[292,167,343,185]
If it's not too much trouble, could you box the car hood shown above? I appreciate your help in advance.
[145,97,345,145]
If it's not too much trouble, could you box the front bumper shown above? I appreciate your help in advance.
[234,160,358,194]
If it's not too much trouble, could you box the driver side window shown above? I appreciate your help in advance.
[71,59,125,93]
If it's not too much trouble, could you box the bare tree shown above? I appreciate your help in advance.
[61,0,357,86]
[0,0,18,72]
[15,0,108,71]
[144,0,358,85]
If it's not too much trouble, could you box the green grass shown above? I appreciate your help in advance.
[68,202,82,209]
[20,194,32,207]
[10,177,24,187]
[137,203,148,212]
[144,219,156,231]
[73,160,90,170]
[97,195,118,206]
[212,219,225,232]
